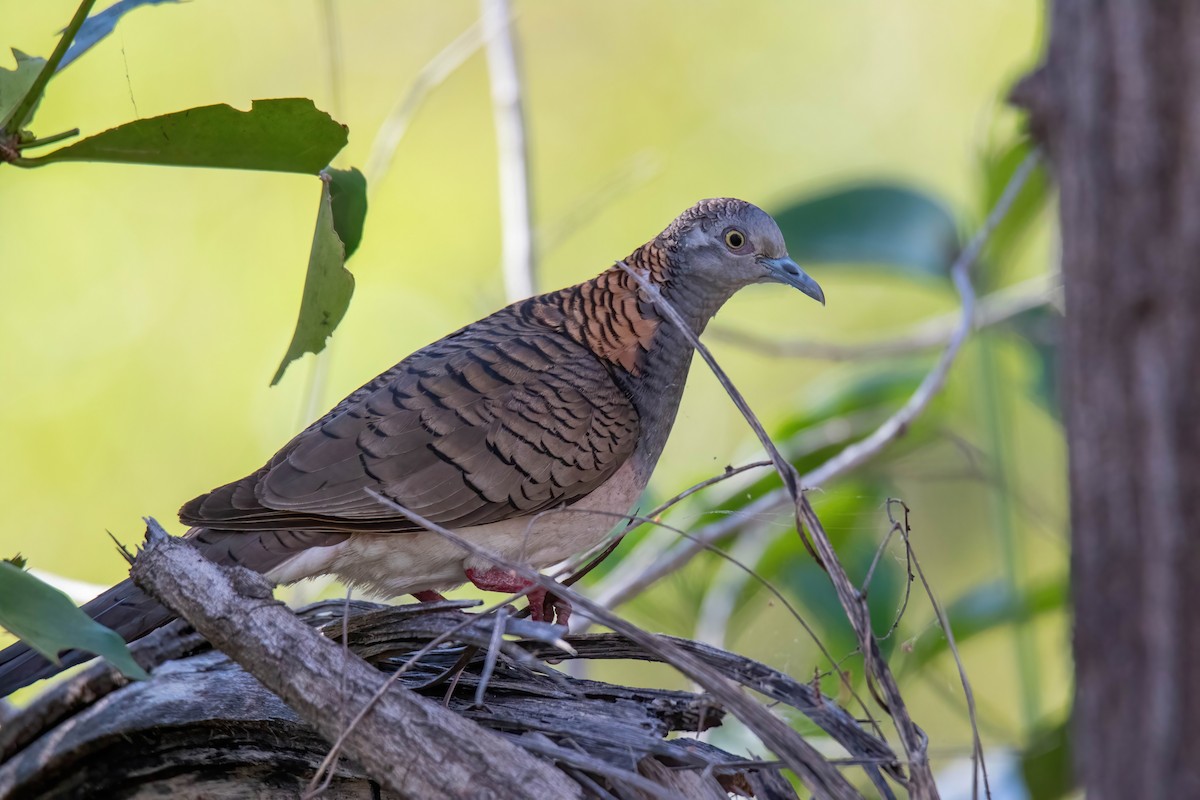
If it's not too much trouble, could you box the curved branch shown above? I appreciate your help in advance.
[711,272,1060,361]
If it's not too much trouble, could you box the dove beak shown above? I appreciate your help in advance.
[761,256,825,306]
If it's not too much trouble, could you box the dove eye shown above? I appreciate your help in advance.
[724,228,747,250]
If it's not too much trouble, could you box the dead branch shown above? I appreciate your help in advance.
[126,520,582,800]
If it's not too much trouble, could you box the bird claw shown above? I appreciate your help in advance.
[526,587,572,627]
[465,567,571,626]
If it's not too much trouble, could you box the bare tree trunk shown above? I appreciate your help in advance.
[1016,3,1200,798]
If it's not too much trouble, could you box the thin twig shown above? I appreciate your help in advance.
[861,514,902,599]
[612,263,804,505]
[614,259,941,795]
[594,149,1045,612]
[557,512,845,686]
[546,505,889,745]
[864,518,914,645]
[364,491,868,799]
[362,19,492,189]
[481,0,535,300]
[588,412,873,611]
[319,0,345,122]
[890,499,991,799]
[2,0,98,134]
[12,128,80,150]
[474,608,508,708]
[644,460,773,520]
[304,591,563,794]
[711,273,1060,360]
[590,488,773,613]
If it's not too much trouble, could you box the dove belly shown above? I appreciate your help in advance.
[266,460,645,597]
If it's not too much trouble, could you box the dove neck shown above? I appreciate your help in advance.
[531,252,737,475]
[618,278,732,473]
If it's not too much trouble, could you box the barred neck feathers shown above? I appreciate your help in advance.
[526,244,666,377]
[523,236,737,380]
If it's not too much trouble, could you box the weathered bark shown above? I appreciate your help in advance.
[128,526,584,800]
[1015,3,1200,797]
[0,651,390,799]
[0,522,900,798]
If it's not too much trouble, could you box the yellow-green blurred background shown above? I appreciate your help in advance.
[2,0,1066,792]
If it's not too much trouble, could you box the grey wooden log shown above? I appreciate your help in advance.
[0,604,751,797]
[637,757,728,800]
[128,520,582,800]
[0,650,389,799]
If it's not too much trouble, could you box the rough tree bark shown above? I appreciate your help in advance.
[1016,3,1200,798]
[0,522,898,798]
[128,526,583,800]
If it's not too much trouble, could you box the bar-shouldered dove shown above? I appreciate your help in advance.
[0,198,823,696]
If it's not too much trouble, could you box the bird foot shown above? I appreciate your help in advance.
[411,590,447,603]
[464,567,570,626]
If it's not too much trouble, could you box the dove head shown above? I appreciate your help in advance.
[652,198,825,306]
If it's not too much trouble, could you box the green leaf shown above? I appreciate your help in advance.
[19,98,347,173]
[325,166,368,260]
[1021,718,1075,800]
[272,174,356,385]
[0,562,148,681]
[773,184,960,279]
[0,50,45,129]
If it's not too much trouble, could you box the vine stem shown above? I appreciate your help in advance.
[2,0,98,135]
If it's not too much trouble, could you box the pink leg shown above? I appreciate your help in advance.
[412,590,447,603]
[465,567,570,626]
